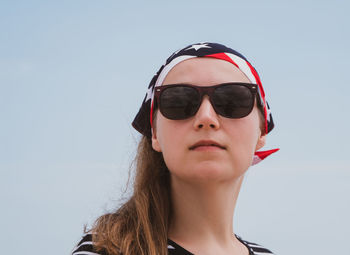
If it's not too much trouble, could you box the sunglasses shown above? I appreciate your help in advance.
[154,82,263,120]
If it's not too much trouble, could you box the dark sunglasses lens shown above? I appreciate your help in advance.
[160,86,200,119]
[212,84,254,118]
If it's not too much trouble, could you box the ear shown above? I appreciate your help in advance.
[255,133,266,151]
[151,127,162,152]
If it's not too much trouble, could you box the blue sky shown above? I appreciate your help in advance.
[1,1,349,254]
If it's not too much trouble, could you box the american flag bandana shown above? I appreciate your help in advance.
[132,42,279,165]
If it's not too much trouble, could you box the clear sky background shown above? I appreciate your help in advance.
[1,1,349,254]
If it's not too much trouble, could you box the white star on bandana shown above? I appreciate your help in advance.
[185,43,211,51]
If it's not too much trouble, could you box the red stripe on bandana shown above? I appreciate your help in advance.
[150,101,155,129]
[245,61,265,98]
[245,60,269,133]
[205,53,239,68]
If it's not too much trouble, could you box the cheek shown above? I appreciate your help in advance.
[223,115,261,168]
[157,130,188,176]
[155,116,188,163]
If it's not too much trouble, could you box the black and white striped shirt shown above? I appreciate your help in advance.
[72,233,274,255]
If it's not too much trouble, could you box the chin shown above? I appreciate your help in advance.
[183,162,245,183]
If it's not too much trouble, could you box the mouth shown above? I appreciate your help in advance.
[189,140,226,150]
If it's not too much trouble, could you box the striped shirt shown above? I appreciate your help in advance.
[72,233,274,255]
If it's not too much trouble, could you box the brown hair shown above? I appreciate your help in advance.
[87,135,172,255]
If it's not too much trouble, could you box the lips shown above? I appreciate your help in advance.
[189,140,226,150]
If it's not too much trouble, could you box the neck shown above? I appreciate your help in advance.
[168,174,245,251]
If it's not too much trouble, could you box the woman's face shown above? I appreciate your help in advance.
[151,58,266,184]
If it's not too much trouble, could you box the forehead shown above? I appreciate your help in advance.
[162,57,251,85]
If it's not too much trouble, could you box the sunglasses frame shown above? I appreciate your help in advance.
[154,82,264,120]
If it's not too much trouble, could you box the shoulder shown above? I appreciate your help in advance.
[236,234,275,255]
[71,233,109,255]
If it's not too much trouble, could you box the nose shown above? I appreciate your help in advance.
[193,95,220,130]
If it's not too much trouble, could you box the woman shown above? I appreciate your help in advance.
[72,42,278,255]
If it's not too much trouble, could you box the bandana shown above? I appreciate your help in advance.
[132,42,279,165]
